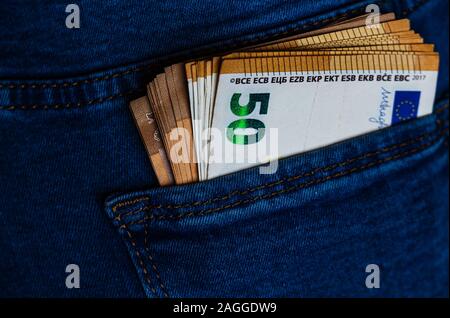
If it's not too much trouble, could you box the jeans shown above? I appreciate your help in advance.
[0,0,448,297]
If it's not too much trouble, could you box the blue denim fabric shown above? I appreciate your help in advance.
[0,0,448,297]
[108,103,449,297]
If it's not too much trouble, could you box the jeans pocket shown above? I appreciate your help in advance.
[0,0,447,298]
[105,98,448,298]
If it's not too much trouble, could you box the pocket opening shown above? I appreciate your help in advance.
[107,100,448,228]
[1,1,385,111]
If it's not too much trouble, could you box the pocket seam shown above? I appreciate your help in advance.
[129,128,446,225]
[0,89,143,111]
[143,222,170,297]
[0,0,438,111]
[114,107,447,218]
[114,107,448,225]
[122,222,170,298]
[112,101,447,299]
[0,6,366,90]
[1,0,431,91]
[121,224,159,298]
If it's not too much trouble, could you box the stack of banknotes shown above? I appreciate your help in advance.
[129,12,439,186]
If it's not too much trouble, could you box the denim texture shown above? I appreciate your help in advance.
[0,0,448,297]
[108,104,449,297]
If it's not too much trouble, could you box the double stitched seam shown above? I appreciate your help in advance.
[0,68,149,90]
[115,122,447,297]
[0,0,434,110]
[0,89,143,110]
[121,222,159,298]
[117,123,448,226]
[112,107,447,298]
[125,127,447,226]
[0,5,373,99]
[113,205,168,297]
[112,196,150,214]
[112,198,167,297]
[116,131,433,219]
[113,108,448,222]
[143,221,170,298]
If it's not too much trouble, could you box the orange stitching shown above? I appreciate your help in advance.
[114,111,448,222]
[114,111,447,220]
[0,68,146,90]
[112,196,150,213]
[119,125,447,297]
[0,7,368,90]
[0,89,142,110]
[144,223,169,297]
[122,127,447,226]
[115,129,430,220]
[122,224,158,297]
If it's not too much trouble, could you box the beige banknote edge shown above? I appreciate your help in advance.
[129,96,175,186]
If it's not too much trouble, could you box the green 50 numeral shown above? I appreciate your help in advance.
[227,93,270,145]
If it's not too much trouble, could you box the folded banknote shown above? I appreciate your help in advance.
[129,13,439,185]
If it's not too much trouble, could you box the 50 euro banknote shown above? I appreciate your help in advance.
[206,53,439,178]
[129,14,440,185]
